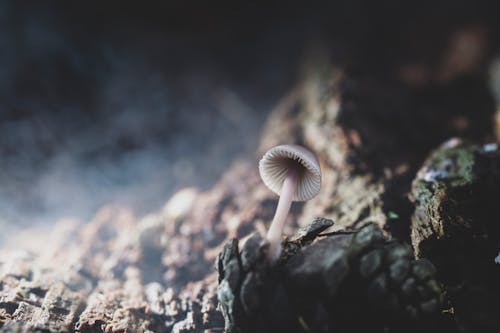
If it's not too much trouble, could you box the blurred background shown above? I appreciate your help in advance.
[1,1,500,242]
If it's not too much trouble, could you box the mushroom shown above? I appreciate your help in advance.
[259,144,321,261]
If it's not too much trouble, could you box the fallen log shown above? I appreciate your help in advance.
[0,47,498,332]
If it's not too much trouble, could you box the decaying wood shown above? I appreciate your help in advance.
[0,47,498,332]
[263,51,495,238]
[410,139,500,332]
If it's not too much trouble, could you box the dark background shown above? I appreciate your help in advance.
[1,1,499,235]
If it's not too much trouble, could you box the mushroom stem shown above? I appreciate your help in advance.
[266,166,299,261]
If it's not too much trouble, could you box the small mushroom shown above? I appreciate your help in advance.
[259,144,321,261]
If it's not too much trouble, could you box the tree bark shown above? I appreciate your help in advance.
[0,47,498,332]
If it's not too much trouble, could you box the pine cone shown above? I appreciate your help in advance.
[216,232,300,333]
[216,220,447,333]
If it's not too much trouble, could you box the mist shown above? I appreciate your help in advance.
[0,2,311,241]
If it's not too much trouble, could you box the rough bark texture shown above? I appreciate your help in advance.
[410,139,500,332]
[1,45,499,332]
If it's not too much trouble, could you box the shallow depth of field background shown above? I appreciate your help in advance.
[1,1,500,243]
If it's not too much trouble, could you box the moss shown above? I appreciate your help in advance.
[422,144,476,187]
[412,141,500,238]
[410,142,480,241]
[410,140,500,332]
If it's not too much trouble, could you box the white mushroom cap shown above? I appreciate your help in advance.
[259,144,321,202]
